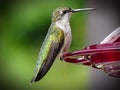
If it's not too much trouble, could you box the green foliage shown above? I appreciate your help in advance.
[0,0,89,90]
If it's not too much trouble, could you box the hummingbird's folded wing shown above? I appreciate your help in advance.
[30,25,64,83]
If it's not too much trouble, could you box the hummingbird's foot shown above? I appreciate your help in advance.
[59,53,64,61]
[60,56,64,61]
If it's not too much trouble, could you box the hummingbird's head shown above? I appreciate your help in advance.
[52,7,72,22]
[52,7,95,22]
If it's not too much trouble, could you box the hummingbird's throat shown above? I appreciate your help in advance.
[60,13,71,23]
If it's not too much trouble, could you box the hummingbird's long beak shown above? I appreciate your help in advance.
[72,8,95,13]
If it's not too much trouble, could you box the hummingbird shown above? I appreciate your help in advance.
[30,7,95,84]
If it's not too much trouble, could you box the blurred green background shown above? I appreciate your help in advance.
[0,0,90,90]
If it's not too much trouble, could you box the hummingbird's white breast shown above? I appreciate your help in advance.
[56,14,72,52]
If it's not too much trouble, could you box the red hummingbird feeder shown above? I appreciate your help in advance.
[62,27,120,77]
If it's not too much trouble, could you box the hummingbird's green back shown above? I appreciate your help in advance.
[31,23,64,82]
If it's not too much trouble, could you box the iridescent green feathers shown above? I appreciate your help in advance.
[30,23,64,83]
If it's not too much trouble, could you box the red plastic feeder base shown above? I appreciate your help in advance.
[62,42,120,77]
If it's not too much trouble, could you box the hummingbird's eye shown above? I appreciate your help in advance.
[62,10,67,14]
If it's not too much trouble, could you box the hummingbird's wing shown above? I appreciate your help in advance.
[30,25,64,83]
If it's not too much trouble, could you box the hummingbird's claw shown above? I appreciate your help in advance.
[59,53,64,61]
[60,56,64,61]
